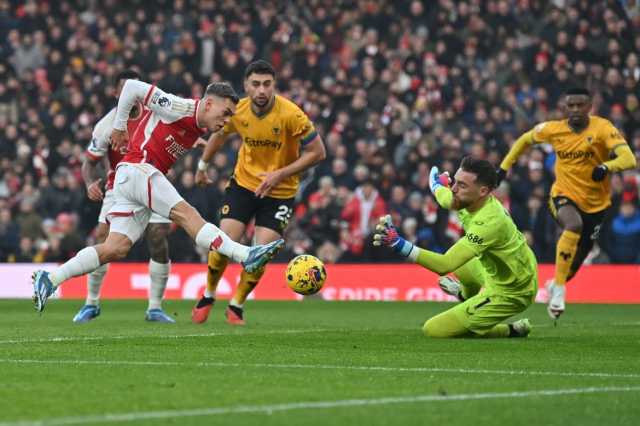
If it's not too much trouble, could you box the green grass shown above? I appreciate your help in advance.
[1,299,639,426]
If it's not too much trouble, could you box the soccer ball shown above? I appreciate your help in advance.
[285,254,327,295]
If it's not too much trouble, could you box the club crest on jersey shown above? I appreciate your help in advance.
[158,96,171,108]
[586,136,593,145]
[241,120,249,127]
[272,126,281,136]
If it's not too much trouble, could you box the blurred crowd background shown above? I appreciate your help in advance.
[1,0,639,265]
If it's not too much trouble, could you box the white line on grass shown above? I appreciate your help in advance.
[0,386,638,426]
[0,328,333,345]
[1,358,639,380]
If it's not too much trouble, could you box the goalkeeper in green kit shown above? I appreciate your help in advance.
[374,157,536,338]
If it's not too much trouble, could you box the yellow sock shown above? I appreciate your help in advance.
[230,267,266,306]
[555,230,580,285]
[205,251,229,298]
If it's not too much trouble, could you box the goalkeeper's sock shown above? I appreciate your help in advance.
[555,230,580,285]
[483,324,510,338]
[232,267,265,305]
[205,251,229,298]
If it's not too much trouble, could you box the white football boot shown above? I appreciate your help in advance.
[546,281,566,320]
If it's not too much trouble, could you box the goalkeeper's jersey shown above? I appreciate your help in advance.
[456,196,538,295]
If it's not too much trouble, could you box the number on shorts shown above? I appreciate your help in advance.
[590,224,602,241]
[274,205,292,225]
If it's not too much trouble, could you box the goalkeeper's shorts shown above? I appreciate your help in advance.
[450,289,536,336]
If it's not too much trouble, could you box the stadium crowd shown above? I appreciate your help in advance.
[1,0,639,265]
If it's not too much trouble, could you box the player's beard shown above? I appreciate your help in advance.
[253,96,269,108]
[451,196,468,210]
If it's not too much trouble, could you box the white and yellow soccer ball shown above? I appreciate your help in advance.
[285,254,327,295]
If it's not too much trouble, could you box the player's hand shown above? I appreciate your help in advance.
[255,170,284,198]
[591,164,608,182]
[195,169,212,187]
[496,168,507,186]
[194,138,207,149]
[110,129,129,152]
[429,166,450,195]
[372,215,414,257]
[86,179,104,201]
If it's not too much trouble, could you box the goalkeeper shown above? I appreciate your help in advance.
[374,156,537,338]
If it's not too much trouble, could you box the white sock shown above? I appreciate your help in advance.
[86,263,108,305]
[49,247,101,288]
[148,259,170,310]
[195,223,249,263]
[204,288,215,298]
[229,298,243,309]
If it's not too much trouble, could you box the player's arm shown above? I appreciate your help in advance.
[497,129,539,184]
[592,127,637,181]
[111,80,190,149]
[373,215,476,274]
[195,131,226,186]
[81,152,108,202]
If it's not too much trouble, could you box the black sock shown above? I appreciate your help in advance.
[228,304,243,317]
[196,297,215,308]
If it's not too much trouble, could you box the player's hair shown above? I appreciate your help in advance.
[244,59,276,80]
[460,156,497,189]
[565,87,591,97]
[205,82,239,104]
[115,69,141,83]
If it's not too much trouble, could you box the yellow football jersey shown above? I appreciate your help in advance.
[222,95,317,199]
[532,115,627,213]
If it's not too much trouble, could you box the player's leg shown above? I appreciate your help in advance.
[440,257,486,301]
[193,180,255,323]
[192,218,242,324]
[226,196,293,325]
[423,291,533,338]
[547,198,583,319]
[566,210,606,282]
[33,164,151,312]
[144,219,174,323]
[33,231,135,312]
[146,170,283,271]
[73,190,115,323]
[72,221,109,323]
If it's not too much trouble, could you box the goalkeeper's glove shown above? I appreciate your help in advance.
[429,166,451,195]
[372,215,414,257]
[591,164,608,182]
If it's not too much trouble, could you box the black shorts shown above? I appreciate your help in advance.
[548,196,607,273]
[220,178,294,235]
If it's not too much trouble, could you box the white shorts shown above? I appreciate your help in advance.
[107,163,183,243]
[99,189,171,225]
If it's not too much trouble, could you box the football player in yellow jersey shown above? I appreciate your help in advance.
[192,60,326,325]
[497,88,636,320]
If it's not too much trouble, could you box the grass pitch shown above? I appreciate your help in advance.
[0,299,638,425]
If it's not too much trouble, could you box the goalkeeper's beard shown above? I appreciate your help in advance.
[451,196,470,210]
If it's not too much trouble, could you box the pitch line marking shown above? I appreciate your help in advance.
[0,386,638,426]
[0,328,334,345]
[1,358,639,379]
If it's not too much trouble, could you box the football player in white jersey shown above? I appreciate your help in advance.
[32,80,284,314]
[75,70,176,323]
